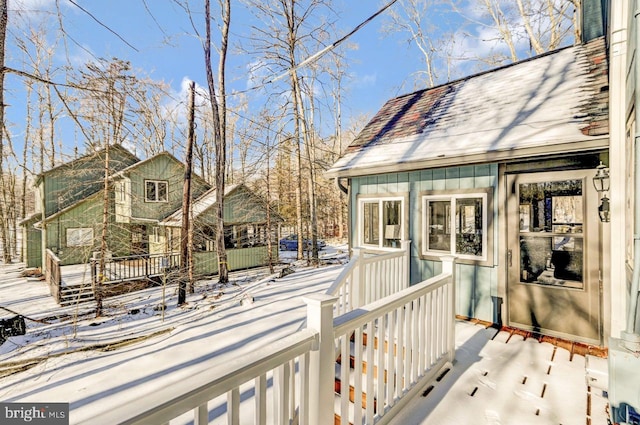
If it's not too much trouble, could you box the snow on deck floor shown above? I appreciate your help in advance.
[391,320,608,425]
[1,257,609,425]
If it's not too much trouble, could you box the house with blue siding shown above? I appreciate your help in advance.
[327,36,610,347]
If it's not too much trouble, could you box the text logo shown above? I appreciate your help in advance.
[0,403,69,424]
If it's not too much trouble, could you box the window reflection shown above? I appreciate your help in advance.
[363,201,379,245]
[428,200,450,251]
[382,200,401,248]
[518,180,584,289]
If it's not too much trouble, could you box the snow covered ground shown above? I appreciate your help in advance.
[0,243,609,425]
[0,245,348,423]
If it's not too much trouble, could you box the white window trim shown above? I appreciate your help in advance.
[358,196,406,250]
[421,192,489,262]
[66,227,94,247]
[145,180,168,203]
[150,226,161,244]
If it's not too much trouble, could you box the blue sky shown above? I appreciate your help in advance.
[7,1,422,120]
[4,0,575,171]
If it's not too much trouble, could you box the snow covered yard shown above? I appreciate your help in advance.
[0,242,610,425]
[0,245,348,423]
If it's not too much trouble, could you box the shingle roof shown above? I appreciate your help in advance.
[160,184,240,227]
[327,38,609,178]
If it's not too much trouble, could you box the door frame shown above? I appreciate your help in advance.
[502,168,603,345]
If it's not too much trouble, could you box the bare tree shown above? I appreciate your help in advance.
[129,79,172,156]
[386,0,578,88]
[178,81,196,306]
[201,0,231,283]
[0,0,12,263]
[460,0,577,62]
[67,59,135,316]
[385,0,450,88]
[243,0,338,261]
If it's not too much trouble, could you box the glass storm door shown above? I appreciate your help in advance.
[506,170,601,344]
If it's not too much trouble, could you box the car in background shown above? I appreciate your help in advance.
[279,234,326,251]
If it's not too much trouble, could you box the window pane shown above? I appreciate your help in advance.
[519,179,582,233]
[158,182,168,201]
[363,201,379,245]
[518,179,583,289]
[456,197,483,256]
[428,200,450,252]
[146,181,156,201]
[67,228,93,247]
[520,235,583,289]
[383,200,401,248]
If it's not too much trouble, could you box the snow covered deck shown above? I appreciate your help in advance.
[391,320,608,425]
[0,258,609,425]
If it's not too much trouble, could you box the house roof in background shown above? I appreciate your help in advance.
[35,144,139,184]
[111,151,208,183]
[161,184,240,227]
[326,38,609,178]
[161,183,285,227]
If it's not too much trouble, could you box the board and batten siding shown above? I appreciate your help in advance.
[40,146,138,217]
[350,164,499,323]
[45,196,102,266]
[126,154,210,222]
[224,186,271,224]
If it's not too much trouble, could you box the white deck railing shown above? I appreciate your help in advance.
[83,329,320,425]
[329,256,456,425]
[326,241,411,316]
[85,252,456,425]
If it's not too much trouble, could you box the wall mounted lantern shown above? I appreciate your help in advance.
[593,161,611,223]
[593,161,610,193]
[598,195,610,223]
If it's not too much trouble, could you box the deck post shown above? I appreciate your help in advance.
[352,248,366,310]
[305,294,337,425]
[349,248,364,310]
[401,240,411,289]
[441,255,457,363]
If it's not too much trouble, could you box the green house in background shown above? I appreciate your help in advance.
[22,145,281,275]
[21,144,139,268]
[161,184,282,276]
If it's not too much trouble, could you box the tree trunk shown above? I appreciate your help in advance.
[96,143,109,317]
[203,0,231,284]
[178,81,196,306]
[0,0,10,263]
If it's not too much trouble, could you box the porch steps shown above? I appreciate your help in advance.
[334,331,402,425]
[58,278,156,306]
[59,284,94,306]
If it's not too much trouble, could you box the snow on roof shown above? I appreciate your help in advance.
[161,183,240,226]
[327,39,608,178]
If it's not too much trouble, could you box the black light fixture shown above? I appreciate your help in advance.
[592,161,611,223]
[593,161,610,193]
[598,195,610,223]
